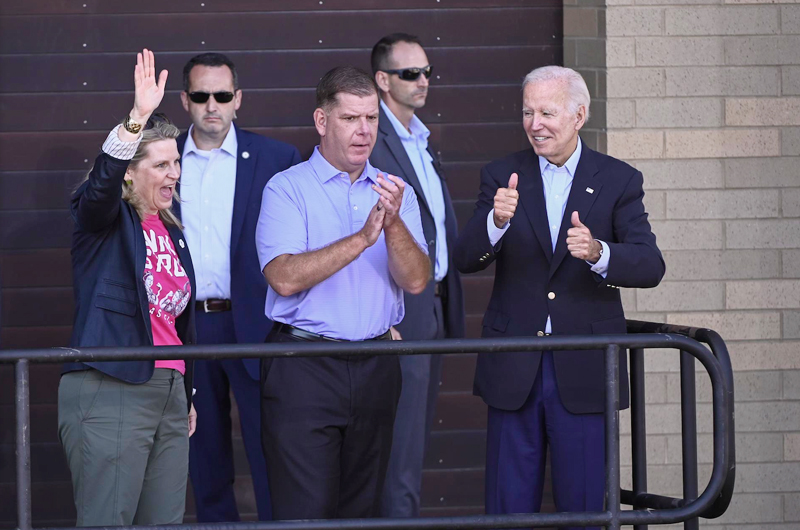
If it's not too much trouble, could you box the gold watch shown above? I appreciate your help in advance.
[123,115,142,134]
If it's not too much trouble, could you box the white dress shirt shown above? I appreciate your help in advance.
[486,138,610,333]
[179,125,238,301]
[381,100,449,282]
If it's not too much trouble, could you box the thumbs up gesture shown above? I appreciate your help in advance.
[567,211,602,263]
[492,172,519,229]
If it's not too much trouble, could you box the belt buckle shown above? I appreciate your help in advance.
[203,300,215,313]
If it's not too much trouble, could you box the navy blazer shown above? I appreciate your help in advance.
[175,125,301,379]
[369,105,465,340]
[65,152,197,410]
[454,143,665,414]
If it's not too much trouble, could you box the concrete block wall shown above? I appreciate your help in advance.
[569,0,800,526]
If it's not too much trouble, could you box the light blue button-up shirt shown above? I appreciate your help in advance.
[179,124,238,301]
[487,139,609,333]
[380,100,448,282]
[256,147,427,340]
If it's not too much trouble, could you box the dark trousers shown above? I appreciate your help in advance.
[485,351,605,530]
[189,310,272,522]
[261,327,401,520]
[381,295,445,517]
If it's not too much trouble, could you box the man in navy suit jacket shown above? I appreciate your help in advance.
[176,53,300,523]
[455,66,664,529]
[368,33,465,517]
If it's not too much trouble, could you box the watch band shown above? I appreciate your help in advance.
[123,115,143,134]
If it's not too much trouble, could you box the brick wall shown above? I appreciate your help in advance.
[595,0,800,527]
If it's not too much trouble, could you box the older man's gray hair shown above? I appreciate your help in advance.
[523,65,591,121]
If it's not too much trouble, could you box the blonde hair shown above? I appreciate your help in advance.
[124,115,183,228]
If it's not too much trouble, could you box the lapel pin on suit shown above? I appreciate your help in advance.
[242,151,250,159]
[586,187,594,194]
[179,239,185,248]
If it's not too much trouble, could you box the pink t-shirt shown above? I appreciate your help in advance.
[141,214,191,374]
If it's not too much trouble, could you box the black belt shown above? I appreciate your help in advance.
[195,299,232,313]
[274,323,392,342]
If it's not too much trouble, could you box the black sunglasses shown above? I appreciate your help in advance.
[381,65,433,81]
[188,91,235,104]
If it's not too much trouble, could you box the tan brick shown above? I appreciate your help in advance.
[715,493,783,524]
[727,279,800,309]
[606,38,635,68]
[666,66,780,96]
[666,189,780,219]
[620,287,636,311]
[727,0,796,3]
[788,493,800,521]
[725,157,800,188]
[634,159,725,190]
[661,250,780,280]
[646,372,669,403]
[608,68,665,98]
[783,127,800,156]
[666,6,779,36]
[643,190,666,220]
[784,66,800,96]
[607,130,664,159]
[784,188,800,217]
[575,39,607,68]
[727,340,800,370]
[784,4,800,34]
[786,434,800,461]
[727,219,800,248]
[727,97,800,126]
[667,433,783,464]
[606,0,634,6]
[636,97,723,128]
[607,7,664,37]
[665,311,782,340]
[638,281,725,311]
[736,462,800,493]
[785,370,800,398]
[724,36,779,65]
[606,98,635,128]
[619,434,668,466]
[775,36,800,65]
[564,7,599,38]
[625,311,666,323]
[737,401,800,432]
[785,250,800,278]
[785,311,800,338]
[666,369,782,402]
[650,220,724,250]
[639,0,720,5]
[636,37,724,66]
[665,129,780,159]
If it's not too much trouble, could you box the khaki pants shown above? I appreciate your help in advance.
[58,369,189,526]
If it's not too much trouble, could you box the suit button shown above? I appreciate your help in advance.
[537,331,544,337]
[548,291,556,300]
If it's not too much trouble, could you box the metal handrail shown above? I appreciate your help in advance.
[1,323,735,530]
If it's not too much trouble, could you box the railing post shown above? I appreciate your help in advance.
[16,359,32,530]
[605,344,621,530]
[680,351,699,530]
[629,347,649,530]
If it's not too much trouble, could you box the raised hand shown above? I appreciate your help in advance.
[493,172,519,228]
[359,200,387,248]
[567,211,601,263]
[373,174,405,227]
[131,48,168,124]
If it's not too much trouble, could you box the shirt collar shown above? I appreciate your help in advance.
[184,123,238,158]
[309,146,379,184]
[538,136,582,178]
[380,99,430,142]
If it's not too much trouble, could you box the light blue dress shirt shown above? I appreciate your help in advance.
[487,138,610,333]
[255,147,427,340]
[380,100,449,282]
[179,124,238,301]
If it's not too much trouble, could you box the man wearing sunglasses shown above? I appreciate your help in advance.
[176,52,301,523]
[369,33,465,518]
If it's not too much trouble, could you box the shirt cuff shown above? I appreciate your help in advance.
[588,240,610,278]
[101,124,141,160]
[487,209,510,247]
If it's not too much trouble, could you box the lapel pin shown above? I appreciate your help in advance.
[586,187,594,194]
[179,239,185,248]
[242,151,250,159]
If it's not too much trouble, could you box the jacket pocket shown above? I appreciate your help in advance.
[590,315,626,335]
[95,278,138,316]
[482,309,510,333]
